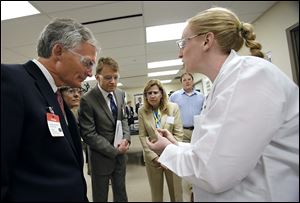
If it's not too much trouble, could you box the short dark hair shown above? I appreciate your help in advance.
[180,72,194,82]
[96,57,119,75]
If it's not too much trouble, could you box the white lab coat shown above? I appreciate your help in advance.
[159,50,299,202]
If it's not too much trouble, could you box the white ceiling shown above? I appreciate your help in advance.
[1,1,278,89]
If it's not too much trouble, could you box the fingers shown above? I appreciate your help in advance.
[117,141,130,154]
[146,137,159,154]
[157,128,171,138]
[155,128,177,144]
[156,128,166,135]
[121,139,129,146]
[146,137,153,147]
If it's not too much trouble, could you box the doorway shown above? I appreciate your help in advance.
[286,23,299,85]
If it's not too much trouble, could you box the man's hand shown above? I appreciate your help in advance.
[117,139,129,154]
[146,129,172,155]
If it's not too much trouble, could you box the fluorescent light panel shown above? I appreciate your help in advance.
[84,76,123,86]
[160,80,172,84]
[146,22,187,43]
[1,1,40,21]
[148,59,183,69]
[148,70,179,77]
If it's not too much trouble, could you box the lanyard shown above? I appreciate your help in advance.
[153,109,161,128]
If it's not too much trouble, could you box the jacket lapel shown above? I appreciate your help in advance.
[160,112,167,129]
[92,87,115,123]
[24,61,80,164]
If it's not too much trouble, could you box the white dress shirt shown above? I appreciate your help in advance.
[97,83,117,112]
[32,59,58,93]
[159,50,299,202]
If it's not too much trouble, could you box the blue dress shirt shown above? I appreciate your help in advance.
[169,89,204,127]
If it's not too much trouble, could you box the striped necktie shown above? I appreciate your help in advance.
[108,93,118,121]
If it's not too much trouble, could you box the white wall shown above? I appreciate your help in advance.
[124,2,300,97]
[239,1,299,80]
[86,1,299,100]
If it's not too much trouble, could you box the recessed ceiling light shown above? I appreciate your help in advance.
[148,70,179,77]
[148,59,183,69]
[84,76,122,87]
[160,80,172,84]
[1,1,40,21]
[146,22,187,43]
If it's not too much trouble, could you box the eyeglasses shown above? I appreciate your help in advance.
[68,49,96,70]
[65,88,83,95]
[146,90,161,96]
[102,75,119,82]
[176,32,207,49]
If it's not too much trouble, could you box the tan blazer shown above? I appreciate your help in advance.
[138,102,184,163]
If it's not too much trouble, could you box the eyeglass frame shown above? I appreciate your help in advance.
[101,75,120,82]
[62,87,83,95]
[145,90,161,97]
[176,32,207,49]
[68,49,96,70]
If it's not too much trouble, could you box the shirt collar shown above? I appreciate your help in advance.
[97,83,114,98]
[213,49,238,85]
[32,59,58,93]
[181,88,196,96]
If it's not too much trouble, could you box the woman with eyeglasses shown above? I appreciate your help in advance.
[138,79,184,202]
[146,7,299,202]
[60,86,92,176]
[60,86,83,122]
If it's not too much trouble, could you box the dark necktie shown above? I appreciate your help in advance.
[108,93,118,121]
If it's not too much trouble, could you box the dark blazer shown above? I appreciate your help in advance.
[135,102,141,115]
[125,105,134,125]
[1,61,88,201]
[79,85,130,175]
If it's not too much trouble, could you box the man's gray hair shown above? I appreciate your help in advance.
[37,18,98,58]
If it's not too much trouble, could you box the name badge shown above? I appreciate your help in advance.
[166,116,175,124]
[46,113,64,137]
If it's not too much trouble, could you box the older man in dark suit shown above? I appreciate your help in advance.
[79,57,130,202]
[1,18,98,201]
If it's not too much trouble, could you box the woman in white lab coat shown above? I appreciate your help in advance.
[147,7,299,202]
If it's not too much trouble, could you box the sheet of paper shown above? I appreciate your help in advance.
[114,120,123,148]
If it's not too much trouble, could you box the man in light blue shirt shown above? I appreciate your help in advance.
[170,72,204,142]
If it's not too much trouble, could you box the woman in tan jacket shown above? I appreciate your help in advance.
[138,79,184,202]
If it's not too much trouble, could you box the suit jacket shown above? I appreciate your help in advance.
[138,102,184,163]
[125,105,134,125]
[1,61,87,201]
[135,102,141,115]
[79,85,130,175]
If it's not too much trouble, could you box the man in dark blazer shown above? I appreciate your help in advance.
[79,57,130,202]
[1,18,98,201]
[135,96,143,115]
